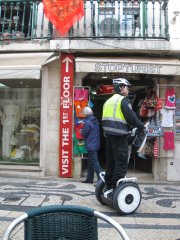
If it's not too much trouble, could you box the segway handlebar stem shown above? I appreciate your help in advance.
[99,172,106,182]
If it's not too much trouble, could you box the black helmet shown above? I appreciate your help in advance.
[113,78,131,86]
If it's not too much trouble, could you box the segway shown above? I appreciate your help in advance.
[95,123,149,215]
[95,172,141,215]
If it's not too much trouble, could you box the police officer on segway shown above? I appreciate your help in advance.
[95,78,145,214]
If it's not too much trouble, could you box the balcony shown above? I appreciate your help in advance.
[0,0,169,41]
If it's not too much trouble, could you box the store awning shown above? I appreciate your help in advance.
[0,52,54,79]
[75,57,180,75]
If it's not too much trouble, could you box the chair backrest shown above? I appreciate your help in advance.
[2,205,130,240]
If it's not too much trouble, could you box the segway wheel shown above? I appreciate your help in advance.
[113,182,141,215]
[95,178,106,205]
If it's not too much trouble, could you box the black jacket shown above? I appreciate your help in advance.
[121,98,144,130]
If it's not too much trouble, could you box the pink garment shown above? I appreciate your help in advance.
[165,87,176,109]
[74,88,89,101]
[163,131,175,150]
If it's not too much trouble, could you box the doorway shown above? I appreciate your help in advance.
[82,72,155,173]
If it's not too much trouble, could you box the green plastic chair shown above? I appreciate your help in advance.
[2,205,130,240]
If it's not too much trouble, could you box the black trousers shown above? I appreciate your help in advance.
[104,134,129,190]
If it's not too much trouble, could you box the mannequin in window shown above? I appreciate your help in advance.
[2,102,20,157]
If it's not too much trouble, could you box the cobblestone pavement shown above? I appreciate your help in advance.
[0,175,180,240]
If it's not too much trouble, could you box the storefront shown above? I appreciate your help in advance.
[0,52,180,181]
[72,56,180,181]
[0,52,55,175]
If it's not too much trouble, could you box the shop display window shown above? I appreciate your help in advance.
[0,88,41,165]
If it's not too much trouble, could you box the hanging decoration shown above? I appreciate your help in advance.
[43,0,84,36]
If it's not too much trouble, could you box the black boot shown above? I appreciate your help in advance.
[81,180,93,183]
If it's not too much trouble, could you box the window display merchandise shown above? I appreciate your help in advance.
[0,88,41,165]
[73,87,90,156]
[2,103,20,157]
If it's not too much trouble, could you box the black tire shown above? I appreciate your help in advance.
[113,182,141,215]
[95,178,106,205]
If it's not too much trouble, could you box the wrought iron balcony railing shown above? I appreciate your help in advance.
[0,0,169,41]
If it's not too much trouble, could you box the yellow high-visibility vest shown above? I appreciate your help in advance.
[102,94,128,136]
[102,94,127,123]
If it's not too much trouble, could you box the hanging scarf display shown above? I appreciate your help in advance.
[75,123,84,139]
[147,119,163,137]
[43,0,84,36]
[74,88,89,101]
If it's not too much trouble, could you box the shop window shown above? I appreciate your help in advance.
[0,87,41,165]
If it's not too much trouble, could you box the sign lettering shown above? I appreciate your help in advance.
[94,63,162,74]
[59,54,74,177]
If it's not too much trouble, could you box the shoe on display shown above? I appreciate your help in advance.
[81,180,93,184]
[103,189,114,199]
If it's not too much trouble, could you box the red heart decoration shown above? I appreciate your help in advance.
[43,0,84,36]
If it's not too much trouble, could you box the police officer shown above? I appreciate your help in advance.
[102,78,145,198]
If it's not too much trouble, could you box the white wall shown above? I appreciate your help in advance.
[41,60,60,176]
[168,0,180,39]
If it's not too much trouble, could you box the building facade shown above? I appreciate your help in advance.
[0,0,180,181]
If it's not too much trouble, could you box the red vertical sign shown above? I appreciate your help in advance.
[59,54,74,177]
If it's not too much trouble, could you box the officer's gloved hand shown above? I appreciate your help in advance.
[144,121,150,133]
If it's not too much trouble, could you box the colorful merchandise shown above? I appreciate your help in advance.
[74,100,88,118]
[73,134,87,155]
[165,87,176,109]
[139,103,155,118]
[143,91,158,109]
[74,88,89,101]
[153,138,159,159]
[160,109,174,127]
[155,98,162,110]
[75,123,84,139]
[147,119,163,137]
[163,131,175,150]
[139,90,160,118]
[97,85,114,95]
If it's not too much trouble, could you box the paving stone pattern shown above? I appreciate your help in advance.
[0,176,179,240]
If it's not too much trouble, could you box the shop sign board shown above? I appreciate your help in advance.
[75,57,180,75]
[59,54,74,177]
